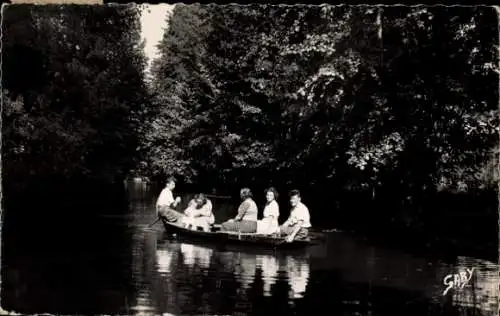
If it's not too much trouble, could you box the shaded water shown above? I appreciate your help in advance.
[1,181,498,315]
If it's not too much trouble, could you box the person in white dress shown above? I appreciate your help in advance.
[256,187,280,235]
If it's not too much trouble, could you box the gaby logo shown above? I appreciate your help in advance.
[443,268,475,296]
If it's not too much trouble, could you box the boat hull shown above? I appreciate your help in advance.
[160,218,318,250]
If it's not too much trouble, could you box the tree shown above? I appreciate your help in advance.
[142,4,498,198]
[140,4,214,182]
[2,4,149,190]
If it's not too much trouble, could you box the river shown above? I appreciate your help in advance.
[1,181,498,315]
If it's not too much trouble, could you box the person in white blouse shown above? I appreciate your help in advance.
[256,187,280,235]
[280,189,312,243]
[156,176,182,222]
[182,193,215,232]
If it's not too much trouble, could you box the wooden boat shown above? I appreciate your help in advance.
[160,218,322,249]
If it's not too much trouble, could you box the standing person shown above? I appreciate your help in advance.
[220,188,258,233]
[182,193,215,232]
[280,190,311,242]
[156,176,182,222]
[256,187,280,235]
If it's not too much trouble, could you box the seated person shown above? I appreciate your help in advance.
[256,187,280,235]
[156,176,182,222]
[280,190,311,243]
[182,193,215,232]
[220,188,258,233]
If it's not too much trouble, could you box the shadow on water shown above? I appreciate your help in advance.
[1,181,498,315]
[1,180,135,315]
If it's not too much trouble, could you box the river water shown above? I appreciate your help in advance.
[1,181,498,315]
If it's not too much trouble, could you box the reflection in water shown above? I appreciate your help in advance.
[286,256,310,299]
[124,182,499,316]
[443,256,499,313]
[156,249,174,274]
[129,230,157,315]
[155,240,311,303]
[180,243,213,271]
[256,254,279,297]
[144,236,499,315]
[233,252,257,290]
[3,181,496,315]
[254,253,311,299]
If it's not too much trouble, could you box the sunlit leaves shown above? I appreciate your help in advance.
[347,132,405,172]
[140,4,215,179]
[233,141,276,168]
[142,5,498,195]
[463,109,500,136]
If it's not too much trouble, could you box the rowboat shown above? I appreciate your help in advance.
[160,218,321,249]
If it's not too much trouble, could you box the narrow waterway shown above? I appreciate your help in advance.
[1,181,498,315]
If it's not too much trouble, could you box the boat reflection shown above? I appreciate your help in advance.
[145,233,499,315]
[223,251,258,289]
[155,238,311,303]
[179,243,213,271]
[126,182,499,316]
[254,253,311,299]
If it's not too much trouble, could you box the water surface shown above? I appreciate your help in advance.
[1,181,498,315]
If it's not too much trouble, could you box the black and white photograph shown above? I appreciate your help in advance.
[1,3,499,315]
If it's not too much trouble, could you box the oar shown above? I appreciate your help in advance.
[147,217,161,228]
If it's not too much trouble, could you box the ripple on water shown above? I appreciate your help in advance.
[125,184,498,316]
[430,256,499,314]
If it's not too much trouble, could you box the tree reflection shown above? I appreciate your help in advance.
[129,228,158,315]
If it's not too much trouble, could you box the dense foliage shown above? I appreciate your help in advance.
[3,5,498,222]
[2,4,149,189]
[1,4,496,257]
[142,5,499,199]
